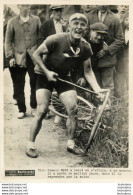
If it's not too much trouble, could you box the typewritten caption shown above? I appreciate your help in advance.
[37,168,132,179]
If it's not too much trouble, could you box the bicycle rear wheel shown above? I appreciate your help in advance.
[49,91,94,121]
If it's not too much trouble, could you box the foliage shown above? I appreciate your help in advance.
[75,94,128,168]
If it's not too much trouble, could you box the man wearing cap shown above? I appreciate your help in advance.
[37,5,66,46]
[26,13,106,158]
[89,22,114,93]
[87,5,124,96]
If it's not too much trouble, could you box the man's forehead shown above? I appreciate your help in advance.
[70,18,87,24]
[92,30,105,35]
[69,13,88,25]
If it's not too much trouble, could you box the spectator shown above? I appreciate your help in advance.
[5,4,41,119]
[37,9,46,24]
[3,5,17,104]
[88,23,111,97]
[37,5,66,46]
[3,5,16,42]
[82,5,98,17]
[30,5,40,16]
[114,11,129,96]
[118,5,129,22]
[87,5,124,96]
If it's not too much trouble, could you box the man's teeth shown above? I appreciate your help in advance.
[75,29,82,34]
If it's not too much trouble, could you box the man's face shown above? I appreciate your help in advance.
[84,5,98,12]
[90,30,105,44]
[52,9,63,21]
[69,19,87,39]
[18,5,30,17]
[98,5,109,13]
[118,5,129,21]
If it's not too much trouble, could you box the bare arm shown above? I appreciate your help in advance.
[33,43,58,82]
[83,58,101,93]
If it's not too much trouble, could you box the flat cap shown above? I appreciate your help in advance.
[90,22,108,34]
[50,5,65,10]
[69,13,88,24]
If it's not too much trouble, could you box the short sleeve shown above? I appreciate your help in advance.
[43,34,57,53]
[82,42,93,61]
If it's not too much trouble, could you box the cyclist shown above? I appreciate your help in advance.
[26,13,106,158]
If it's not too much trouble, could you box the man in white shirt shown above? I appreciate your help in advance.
[5,5,41,119]
[98,6,108,23]
[37,5,66,46]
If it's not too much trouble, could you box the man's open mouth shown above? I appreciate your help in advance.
[75,28,82,35]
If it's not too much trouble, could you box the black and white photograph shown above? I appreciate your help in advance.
[2,2,132,181]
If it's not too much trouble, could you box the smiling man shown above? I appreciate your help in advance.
[26,13,106,158]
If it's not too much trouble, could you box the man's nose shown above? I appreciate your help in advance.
[77,23,82,28]
[97,34,102,39]
[23,7,28,11]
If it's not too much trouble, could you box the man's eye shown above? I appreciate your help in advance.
[74,22,79,25]
[96,33,100,36]
[81,23,85,27]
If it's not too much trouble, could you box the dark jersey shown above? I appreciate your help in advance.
[35,33,93,77]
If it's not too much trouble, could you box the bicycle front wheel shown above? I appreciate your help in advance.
[49,91,94,121]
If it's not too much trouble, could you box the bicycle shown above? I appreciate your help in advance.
[49,78,110,154]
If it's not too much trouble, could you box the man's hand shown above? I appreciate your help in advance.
[96,89,110,102]
[9,58,16,67]
[46,71,58,82]
[97,49,108,59]
[96,42,109,59]
[77,77,86,87]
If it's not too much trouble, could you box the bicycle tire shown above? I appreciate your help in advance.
[49,91,94,121]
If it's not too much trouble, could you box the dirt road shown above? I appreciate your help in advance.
[4,69,90,170]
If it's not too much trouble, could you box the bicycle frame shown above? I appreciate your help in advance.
[84,90,110,153]
[58,77,110,153]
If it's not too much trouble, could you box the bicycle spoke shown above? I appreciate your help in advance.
[49,92,93,120]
